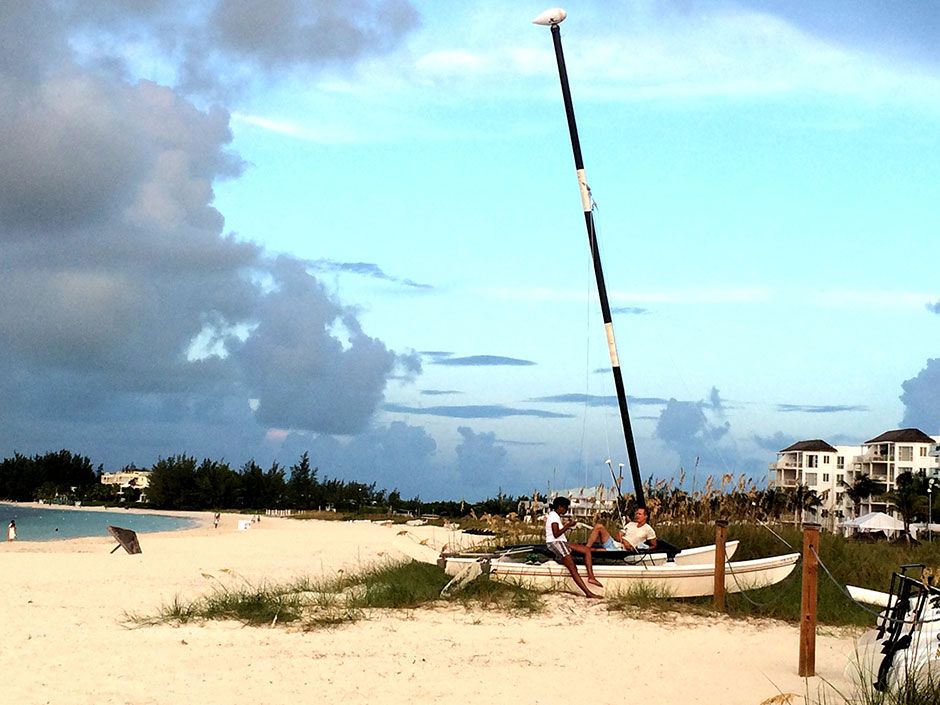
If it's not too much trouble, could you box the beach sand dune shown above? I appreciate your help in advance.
[1,513,859,705]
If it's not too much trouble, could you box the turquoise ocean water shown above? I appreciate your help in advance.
[1,502,198,541]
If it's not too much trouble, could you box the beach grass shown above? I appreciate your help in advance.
[128,559,545,630]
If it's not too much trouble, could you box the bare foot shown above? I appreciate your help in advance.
[588,578,603,588]
[585,591,602,599]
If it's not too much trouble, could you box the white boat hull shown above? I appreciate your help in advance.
[444,550,799,599]
[444,540,738,571]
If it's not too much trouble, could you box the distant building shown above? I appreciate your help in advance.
[769,428,940,529]
[100,469,152,501]
[518,485,620,521]
[849,429,940,517]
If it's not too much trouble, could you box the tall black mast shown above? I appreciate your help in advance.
[534,8,645,508]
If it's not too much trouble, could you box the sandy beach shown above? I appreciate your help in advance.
[1,510,862,705]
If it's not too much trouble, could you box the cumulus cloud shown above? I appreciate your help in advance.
[653,392,732,475]
[900,359,940,432]
[455,426,507,491]
[0,1,420,468]
[928,300,940,314]
[275,421,439,498]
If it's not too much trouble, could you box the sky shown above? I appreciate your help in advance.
[1,0,939,501]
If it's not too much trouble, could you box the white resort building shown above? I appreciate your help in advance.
[768,428,940,529]
[100,469,152,501]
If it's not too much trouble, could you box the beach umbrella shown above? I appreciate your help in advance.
[108,525,142,554]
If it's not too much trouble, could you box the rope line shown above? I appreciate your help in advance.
[757,520,795,550]
[723,558,793,608]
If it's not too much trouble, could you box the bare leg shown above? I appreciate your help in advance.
[561,555,601,598]
[587,523,612,549]
[570,544,603,587]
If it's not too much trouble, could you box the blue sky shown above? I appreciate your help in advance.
[1,1,938,500]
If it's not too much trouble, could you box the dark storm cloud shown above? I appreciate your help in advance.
[208,0,419,69]
[0,1,421,466]
[54,1,419,96]
[777,404,869,414]
[311,259,433,290]
[383,404,571,420]
[276,421,440,498]
[433,355,535,367]
[900,359,940,432]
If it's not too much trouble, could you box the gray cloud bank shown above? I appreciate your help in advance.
[0,2,425,470]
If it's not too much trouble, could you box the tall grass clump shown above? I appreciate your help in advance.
[127,560,544,631]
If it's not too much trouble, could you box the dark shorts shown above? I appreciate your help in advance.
[547,541,572,559]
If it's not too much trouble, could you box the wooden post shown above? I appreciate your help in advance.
[799,523,821,677]
[713,520,728,611]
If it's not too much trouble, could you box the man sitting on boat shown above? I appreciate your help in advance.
[587,507,657,553]
[545,496,602,597]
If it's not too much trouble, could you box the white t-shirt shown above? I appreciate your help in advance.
[545,510,567,544]
[622,521,656,548]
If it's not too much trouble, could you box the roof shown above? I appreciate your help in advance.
[779,439,838,453]
[864,428,936,445]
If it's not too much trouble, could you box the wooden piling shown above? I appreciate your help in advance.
[713,519,728,611]
[799,523,820,677]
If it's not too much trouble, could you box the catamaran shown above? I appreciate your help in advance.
[434,9,801,599]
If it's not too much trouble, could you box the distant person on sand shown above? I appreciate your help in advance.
[7,519,16,542]
[586,506,657,552]
[545,497,602,598]
[213,512,220,529]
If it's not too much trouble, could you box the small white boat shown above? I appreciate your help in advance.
[443,548,799,599]
[847,567,940,692]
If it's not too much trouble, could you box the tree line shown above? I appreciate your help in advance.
[0,449,521,516]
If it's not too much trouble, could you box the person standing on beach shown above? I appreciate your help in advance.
[586,507,657,552]
[7,519,16,542]
[545,497,602,598]
[213,512,220,529]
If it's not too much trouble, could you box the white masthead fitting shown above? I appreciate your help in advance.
[532,8,567,26]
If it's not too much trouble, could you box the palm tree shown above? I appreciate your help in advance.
[844,474,884,517]
[886,471,927,543]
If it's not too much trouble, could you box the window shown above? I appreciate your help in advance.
[837,456,845,469]
[837,474,844,485]
[899,446,913,462]
[805,473,817,485]
[822,473,830,483]
[921,447,928,457]
[823,455,831,464]
[807,455,819,468]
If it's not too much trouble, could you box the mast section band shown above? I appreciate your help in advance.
[577,168,592,213]
[604,322,620,367]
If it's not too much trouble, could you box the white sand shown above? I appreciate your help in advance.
[1,512,862,705]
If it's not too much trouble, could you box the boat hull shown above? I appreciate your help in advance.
[445,551,799,599]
